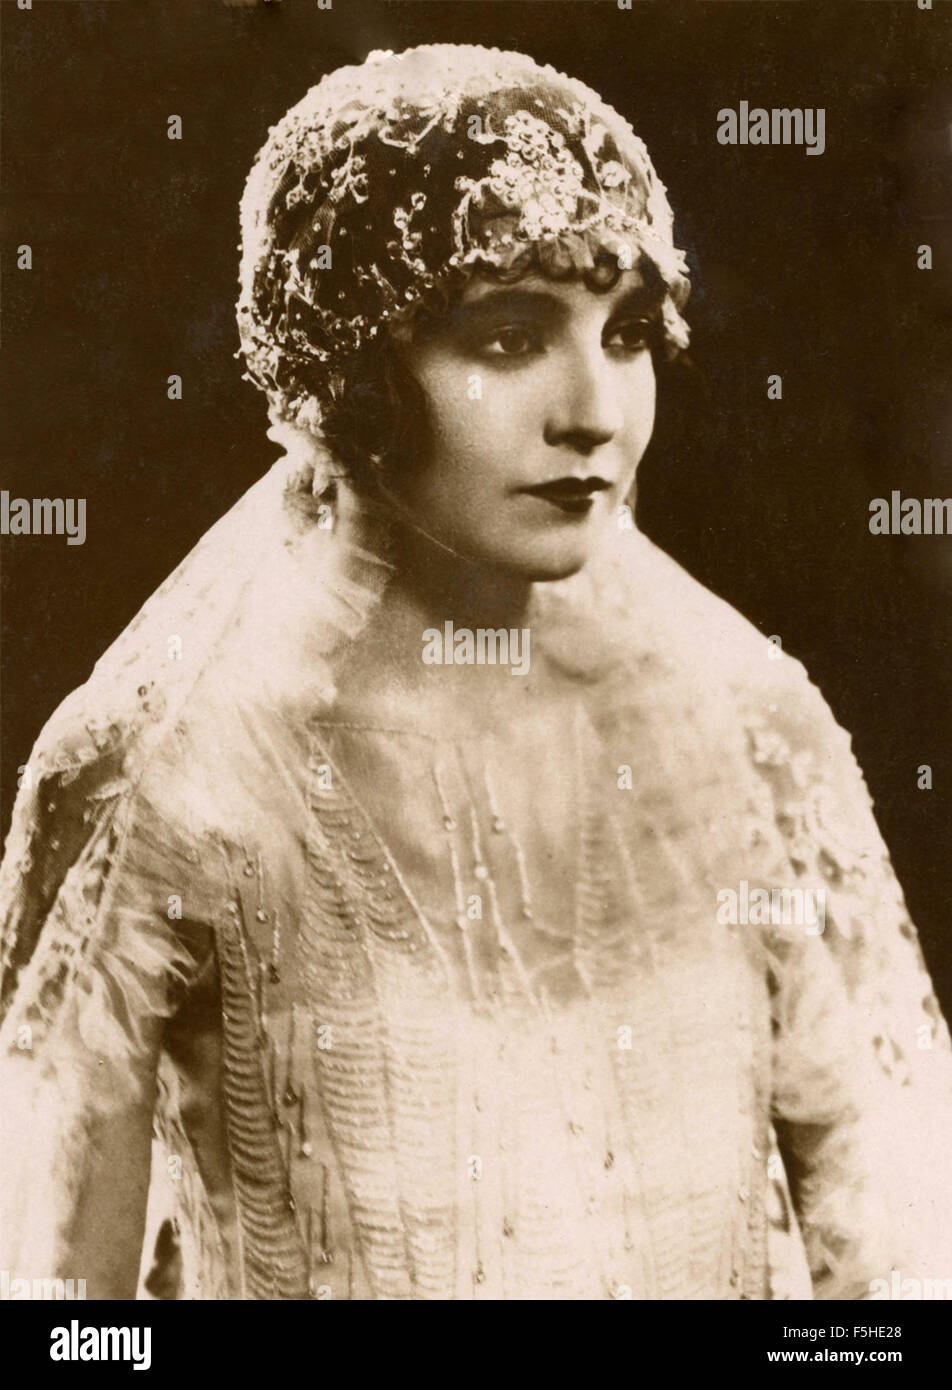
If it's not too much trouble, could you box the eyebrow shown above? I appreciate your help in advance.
[447,281,663,333]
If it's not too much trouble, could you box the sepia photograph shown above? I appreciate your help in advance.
[0,0,950,1341]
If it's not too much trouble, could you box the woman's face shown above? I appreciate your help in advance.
[387,265,658,582]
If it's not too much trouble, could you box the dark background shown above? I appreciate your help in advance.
[2,0,950,1008]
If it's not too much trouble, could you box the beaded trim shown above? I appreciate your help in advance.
[236,43,690,430]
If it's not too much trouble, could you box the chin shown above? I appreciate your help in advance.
[497,542,592,584]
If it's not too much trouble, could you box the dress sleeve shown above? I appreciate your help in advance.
[0,717,214,1299]
[743,664,952,1300]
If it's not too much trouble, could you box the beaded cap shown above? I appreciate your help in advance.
[237,43,691,432]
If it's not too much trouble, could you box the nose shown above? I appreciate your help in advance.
[543,341,625,454]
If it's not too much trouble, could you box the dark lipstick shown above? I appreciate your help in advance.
[519,476,611,515]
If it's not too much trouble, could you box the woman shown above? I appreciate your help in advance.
[1,43,950,1301]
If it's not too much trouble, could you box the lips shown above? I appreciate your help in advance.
[522,476,611,500]
[519,476,611,515]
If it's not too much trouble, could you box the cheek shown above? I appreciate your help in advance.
[421,366,529,487]
[626,356,657,441]
[615,362,657,488]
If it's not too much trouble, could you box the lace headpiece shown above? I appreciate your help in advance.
[237,43,691,435]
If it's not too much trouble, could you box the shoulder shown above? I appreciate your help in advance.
[19,645,307,857]
[621,542,892,890]
[590,528,843,743]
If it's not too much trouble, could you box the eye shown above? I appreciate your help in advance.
[605,316,656,353]
[480,324,542,357]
